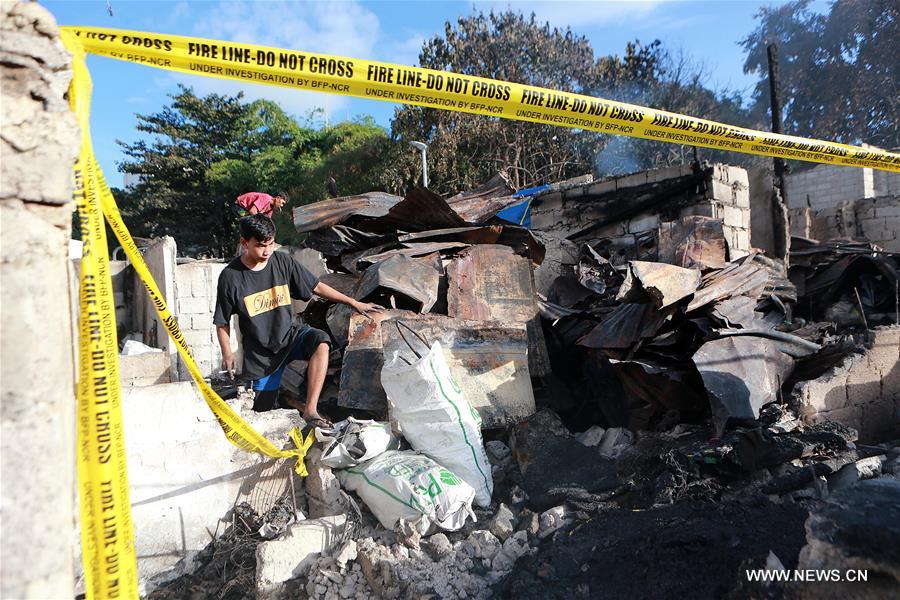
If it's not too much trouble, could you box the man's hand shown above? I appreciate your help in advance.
[222,353,236,379]
[351,300,385,320]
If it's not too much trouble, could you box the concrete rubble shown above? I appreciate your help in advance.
[138,165,898,599]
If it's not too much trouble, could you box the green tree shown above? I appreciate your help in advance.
[118,87,395,254]
[741,0,899,151]
[390,10,754,192]
[118,86,300,256]
[391,11,664,193]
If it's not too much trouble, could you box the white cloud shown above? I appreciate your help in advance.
[479,0,666,30]
[168,0,385,119]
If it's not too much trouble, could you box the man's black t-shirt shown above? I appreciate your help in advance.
[213,252,319,379]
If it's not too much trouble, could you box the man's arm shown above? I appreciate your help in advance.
[313,281,384,318]
[216,324,236,376]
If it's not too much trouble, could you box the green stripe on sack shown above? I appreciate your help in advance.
[345,467,428,512]
[428,356,491,493]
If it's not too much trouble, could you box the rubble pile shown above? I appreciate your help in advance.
[158,166,899,598]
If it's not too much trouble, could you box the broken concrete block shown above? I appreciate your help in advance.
[485,440,512,463]
[576,425,606,447]
[491,530,531,572]
[517,509,540,538]
[538,506,568,539]
[798,479,900,597]
[424,532,452,559]
[598,427,635,458]
[468,530,502,560]
[826,455,885,491]
[332,539,357,570]
[255,515,347,599]
[489,503,517,542]
[356,538,399,597]
[305,447,345,518]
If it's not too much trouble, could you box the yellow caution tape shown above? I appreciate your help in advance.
[62,31,315,600]
[64,31,139,600]
[61,25,899,172]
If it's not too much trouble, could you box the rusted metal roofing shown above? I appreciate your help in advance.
[292,192,402,233]
[447,245,551,376]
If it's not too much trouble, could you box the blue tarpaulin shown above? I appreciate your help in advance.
[495,184,550,228]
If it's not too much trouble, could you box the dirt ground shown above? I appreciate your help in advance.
[497,496,810,600]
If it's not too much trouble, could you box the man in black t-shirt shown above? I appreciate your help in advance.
[214,214,382,427]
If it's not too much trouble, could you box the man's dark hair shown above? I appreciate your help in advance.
[275,190,290,203]
[239,214,276,242]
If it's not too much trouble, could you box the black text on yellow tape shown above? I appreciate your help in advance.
[61,25,899,172]
[64,31,139,600]
[62,30,315,600]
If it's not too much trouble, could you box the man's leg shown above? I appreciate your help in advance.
[303,341,329,423]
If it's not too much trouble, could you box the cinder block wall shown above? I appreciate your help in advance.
[530,163,752,259]
[795,326,900,442]
[785,164,869,210]
[174,261,241,380]
[788,195,900,252]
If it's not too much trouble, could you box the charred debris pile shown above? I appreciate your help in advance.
[187,167,899,600]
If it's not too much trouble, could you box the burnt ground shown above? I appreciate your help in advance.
[497,497,810,600]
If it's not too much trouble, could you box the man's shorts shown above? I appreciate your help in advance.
[251,326,331,412]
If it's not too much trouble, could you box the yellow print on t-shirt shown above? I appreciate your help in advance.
[244,284,291,317]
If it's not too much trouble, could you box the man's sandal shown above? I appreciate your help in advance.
[304,415,333,430]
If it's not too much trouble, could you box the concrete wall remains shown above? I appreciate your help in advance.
[788,195,900,252]
[794,326,900,442]
[174,259,241,380]
[75,382,304,594]
[785,162,900,211]
[530,163,752,262]
[0,2,79,597]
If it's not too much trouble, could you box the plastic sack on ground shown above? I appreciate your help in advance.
[314,417,400,469]
[381,340,493,507]
[338,450,475,534]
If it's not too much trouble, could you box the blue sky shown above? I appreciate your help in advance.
[44,0,811,187]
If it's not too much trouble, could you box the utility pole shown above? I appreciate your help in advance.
[767,43,791,267]
[767,44,787,205]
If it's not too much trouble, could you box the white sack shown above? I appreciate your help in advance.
[338,450,475,533]
[381,341,493,506]
[314,417,399,469]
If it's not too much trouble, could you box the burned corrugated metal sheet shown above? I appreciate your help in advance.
[337,311,535,427]
[709,295,762,329]
[445,172,518,222]
[398,226,503,246]
[318,272,360,297]
[304,226,396,257]
[657,215,727,269]
[447,245,551,377]
[356,253,441,313]
[692,336,794,435]
[368,187,468,233]
[292,192,402,233]
[686,259,770,312]
[616,261,701,308]
[355,242,470,268]
[577,302,672,349]
[607,357,707,429]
